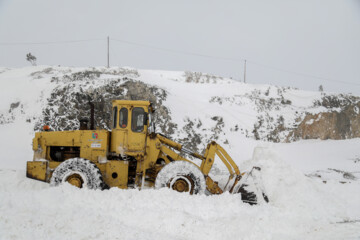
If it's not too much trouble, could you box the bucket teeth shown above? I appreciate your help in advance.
[238,184,258,205]
[233,166,269,205]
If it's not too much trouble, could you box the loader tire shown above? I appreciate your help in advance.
[50,158,104,190]
[155,161,206,194]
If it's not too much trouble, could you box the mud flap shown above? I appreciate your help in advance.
[234,167,269,205]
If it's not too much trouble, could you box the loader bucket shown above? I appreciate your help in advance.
[233,167,269,205]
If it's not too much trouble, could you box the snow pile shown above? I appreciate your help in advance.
[1,147,360,239]
[242,146,360,224]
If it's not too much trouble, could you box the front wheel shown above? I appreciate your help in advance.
[155,161,206,195]
[50,158,104,190]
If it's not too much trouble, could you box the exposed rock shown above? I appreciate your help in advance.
[287,102,360,141]
[0,102,24,124]
[30,67,54,79]
[177,118,203,153]
[10,102,20,111]
[314,94,360,109]
[184,71,223,84]
[210,86,300,142]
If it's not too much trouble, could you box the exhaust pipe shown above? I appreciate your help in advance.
[89,102,95,130]
[79,118,89,130]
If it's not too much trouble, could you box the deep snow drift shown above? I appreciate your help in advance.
[0,66,360,239]
[1,146,360,240]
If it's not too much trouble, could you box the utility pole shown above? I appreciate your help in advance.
[243,59,247,83]
[107,36,110,68]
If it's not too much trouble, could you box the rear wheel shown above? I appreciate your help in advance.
[155,161,206,194]
[50,158,104,190]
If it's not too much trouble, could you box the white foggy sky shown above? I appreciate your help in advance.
[0,0,359,95]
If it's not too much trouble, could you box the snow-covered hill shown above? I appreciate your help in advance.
[2,66,359,147]
[0,66,360,239]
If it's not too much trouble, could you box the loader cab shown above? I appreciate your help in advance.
[110,100,151,157]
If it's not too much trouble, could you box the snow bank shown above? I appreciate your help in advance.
[1,157,360,240]
[242,146,360,225]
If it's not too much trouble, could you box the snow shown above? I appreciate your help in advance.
[306,119,314,125]
[1,148,360,239]
[0,119,34,170]
[0,66,360,239]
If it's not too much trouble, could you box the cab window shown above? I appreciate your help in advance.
[112,107,117,129]
[131,107,145,132]
[119,108,128,128]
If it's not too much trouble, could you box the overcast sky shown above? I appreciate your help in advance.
[0,0,359,95]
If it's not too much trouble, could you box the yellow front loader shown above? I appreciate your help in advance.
[27,100,268,204]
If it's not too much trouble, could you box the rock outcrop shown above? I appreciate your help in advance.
[287,102,360,141]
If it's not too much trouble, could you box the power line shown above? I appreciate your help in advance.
[111,38,246,62]
[0,37,358,87]
[111,37,359,87]
[247,60,360,86]
[0,38,104,46]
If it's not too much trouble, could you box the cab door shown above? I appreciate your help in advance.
[110,106,129,154]
[127,106,148,152]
